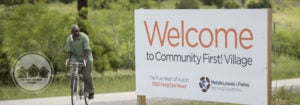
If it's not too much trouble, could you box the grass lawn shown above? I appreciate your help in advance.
[272,55,300,80]
[0,70,135,100]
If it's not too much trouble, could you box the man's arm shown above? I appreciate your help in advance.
[66,36,73,66]
[84,50,88,60]
[67,52,73,60]
[82,33,91,62]
[65,52,72,66]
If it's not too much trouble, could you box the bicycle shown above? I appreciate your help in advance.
[66,61,93,105]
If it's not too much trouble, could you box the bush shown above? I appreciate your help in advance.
[90,0,151,10]
[224,0,240,9]
[0,3,76,84]
[274,28,300,59]
[0,0,62,5]
[215,0,224,8]
[87,2,135,72]
[201,0,214,6]
[175,0,199,9]
[272,87,300,104]
[59,0,75,4]
[201,0,239,9]
[0,0,138,85]
[201,0,227,8]
[272,55,300,80]
[247,0,272,8]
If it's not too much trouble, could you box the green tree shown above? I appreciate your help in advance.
[0,3,76,84]
[90,0,152,10]
[241,0,246,7]
[175,0,199,9]
[215,0,224,8]
[59,0,75,4]
[201,0,214,6]
[247,0,272,8]
[224,0,240,9]
[87,0,135,72]
[275,29,300,59]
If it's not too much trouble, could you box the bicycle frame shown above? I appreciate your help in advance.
[68,62,91,105]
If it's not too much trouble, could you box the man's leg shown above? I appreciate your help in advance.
[83,63,94,99]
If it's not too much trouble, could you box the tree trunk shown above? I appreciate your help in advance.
[77,0,88,35]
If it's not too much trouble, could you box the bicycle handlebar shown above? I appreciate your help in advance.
[66,62,86,68]
[68,62,84,65]
[65,59,87,70]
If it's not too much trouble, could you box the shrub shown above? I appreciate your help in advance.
[247,0,272,9]
[215,0,224,8]
[175,0,199,9]
[224,0,240,9]
[201,0,214,6]
[0,3,76,84]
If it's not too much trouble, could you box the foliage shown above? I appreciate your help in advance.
[247,0,272,8]
[0,3,76,84]
[240,0,246,7]
[0,0,75,5]
[215,0,224,8]
[272,3,300,59]
[200,0,214,6]
[59,0,75,4]
[200,0,240,9]
[89,0,115,9]
[270,1,300,80]
[175,0,199,9]
[0,0,139,83]
[272,55,300,80]
[224,0,240,9]
[90,0,153,10]
[274,28,300,59]
[272,87,300,104]
[0,0,27,5]
[87,0,136,72]
[200,0,226,8]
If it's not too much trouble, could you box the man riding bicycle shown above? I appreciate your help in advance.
[66,25,94,99]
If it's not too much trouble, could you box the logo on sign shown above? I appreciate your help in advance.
[11,52,54,93]
[199,77,210,92]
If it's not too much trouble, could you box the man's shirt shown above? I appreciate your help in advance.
[66,32,93,63]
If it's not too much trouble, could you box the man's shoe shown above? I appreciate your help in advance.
[88,93,94,99]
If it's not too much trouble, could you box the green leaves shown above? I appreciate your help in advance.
[0,1,137,79]
[87,5,135,72]
[175,0,199,9]
[0,3,76,83]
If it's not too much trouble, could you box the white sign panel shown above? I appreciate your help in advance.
[135,9,269,105]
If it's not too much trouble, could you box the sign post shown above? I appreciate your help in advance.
[267,9,272,105]
[135,9,272,105]
[137,95,146,105]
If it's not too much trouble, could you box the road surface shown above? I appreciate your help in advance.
[1,78,300,105]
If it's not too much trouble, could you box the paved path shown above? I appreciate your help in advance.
[0,92,137,105]
[1,78,300,105]
[272,78,300,91]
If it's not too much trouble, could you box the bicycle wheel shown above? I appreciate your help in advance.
[71,76,80,105]
[84,92,93,105]
[84,83,92,105]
